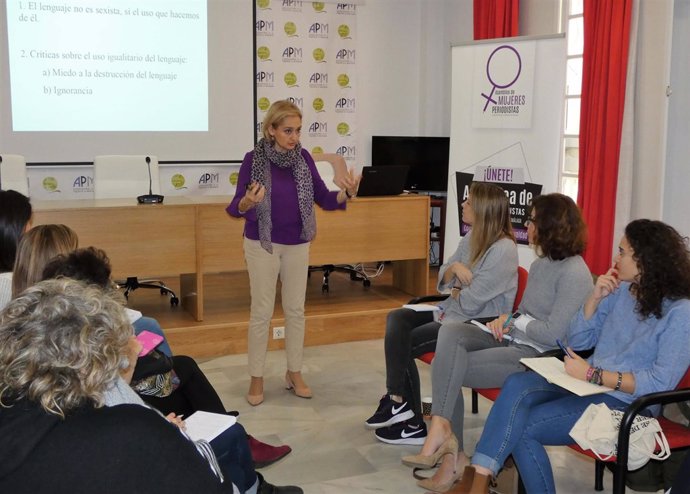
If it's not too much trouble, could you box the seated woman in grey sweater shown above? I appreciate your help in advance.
[402,193,593,493]
[365,182,518,445]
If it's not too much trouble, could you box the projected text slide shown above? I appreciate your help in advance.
[6,0,208,131]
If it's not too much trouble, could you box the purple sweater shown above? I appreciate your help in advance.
[226,149,345,245]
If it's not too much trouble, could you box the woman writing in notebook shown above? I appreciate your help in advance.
[365,182,518,445]
[403,193,593,493]
[452,219,690,494]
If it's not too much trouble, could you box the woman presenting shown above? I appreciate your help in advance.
[227,100,359,406]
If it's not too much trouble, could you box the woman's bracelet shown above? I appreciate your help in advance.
[345,189,353,199]
[588,366,603,385]
[585,366,594,382]
[614,371,623,391]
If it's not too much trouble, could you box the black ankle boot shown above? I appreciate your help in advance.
[256,472,303,494]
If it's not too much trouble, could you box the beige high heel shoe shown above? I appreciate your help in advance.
[415,467,463,493]
[246,377,264,406]
[285,371,312,399]
[402,433,459,469]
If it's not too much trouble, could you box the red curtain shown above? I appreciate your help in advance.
[474,0,519,40]
[577,0,633,274]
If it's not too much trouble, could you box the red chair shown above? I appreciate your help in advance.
[568,366,690,493]
[414,265,529,367]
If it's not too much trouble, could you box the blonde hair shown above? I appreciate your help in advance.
[262,100,302,141]
[12,224,79,297]
[468,182,515,266]
[0,278,131,417]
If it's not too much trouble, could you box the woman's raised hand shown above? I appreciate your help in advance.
[340,167,361,198]
[592,266,620,301]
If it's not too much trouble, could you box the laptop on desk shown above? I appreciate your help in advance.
[356,166,409,197]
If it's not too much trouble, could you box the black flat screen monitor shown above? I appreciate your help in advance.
[371,136,450,193]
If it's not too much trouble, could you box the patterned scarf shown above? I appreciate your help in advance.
[250,138,316,253]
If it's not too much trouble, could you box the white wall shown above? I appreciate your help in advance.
[663,0,690,237]
[356,0,472,167]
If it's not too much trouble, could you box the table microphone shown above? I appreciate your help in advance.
[137,156,164,204]
[0,156,3,190]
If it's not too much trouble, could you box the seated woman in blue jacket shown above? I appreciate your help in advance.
[454,219,690,494]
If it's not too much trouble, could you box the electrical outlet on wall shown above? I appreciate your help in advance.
[273,326,285,339]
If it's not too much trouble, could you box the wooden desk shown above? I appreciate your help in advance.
[33,194,429,321]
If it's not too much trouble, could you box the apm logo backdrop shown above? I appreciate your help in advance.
[255,1,358,164]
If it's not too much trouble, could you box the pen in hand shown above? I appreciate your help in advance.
[556,339,574,359]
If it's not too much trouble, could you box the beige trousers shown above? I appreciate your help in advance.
[243,237,310,377]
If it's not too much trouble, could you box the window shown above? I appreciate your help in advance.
[560,0,584,202]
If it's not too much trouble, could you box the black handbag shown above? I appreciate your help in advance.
[132,350,173,381]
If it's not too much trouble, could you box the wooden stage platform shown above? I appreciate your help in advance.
[129,266,439,359]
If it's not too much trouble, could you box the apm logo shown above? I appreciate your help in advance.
[256,122,264,136]
[284,21,297,37]
[337,73,350,88]
[42,176,59,193]
[309,72,328,88]
[312,97,325,112]
[198,172,220,189]
[307,121,328,137]
[308,22,328,38]
[334,97,355,113]
[312,2,326,13]
[335,48,355,64]
[256,71,275,87]
[337,3,356,15]
[257,46,271,61]
[337,24,351,39]
[171,173,187,190]
[336,122,350,136]
[287,97,303,109]
[72,175,94,193]
[312,48,326,63]
[282,47,303,63]
[255,20,274,36]
[335,146,356,161]
[281,0,303,12]
[284,72,298,87]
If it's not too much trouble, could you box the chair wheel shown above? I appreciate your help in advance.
[321,284,329,293]
[349,272,359,280]
[160,288,167,295]
[363,279,371,288]
[170,297,179,306]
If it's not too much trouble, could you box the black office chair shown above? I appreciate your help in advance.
[308,264,371,293]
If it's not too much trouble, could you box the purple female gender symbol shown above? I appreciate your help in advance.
[481,45,522,112]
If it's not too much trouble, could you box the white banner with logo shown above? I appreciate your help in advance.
[26,163,239,200]
[27,165,94,200]
[255,1,358,164]
[446,35,566,267]
[159,163,239,196]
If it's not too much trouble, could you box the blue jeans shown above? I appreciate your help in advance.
[472,372,628,494]
[133,316,173,357]
[210,422,257,493]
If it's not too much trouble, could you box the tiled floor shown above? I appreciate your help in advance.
[199,339,655,494]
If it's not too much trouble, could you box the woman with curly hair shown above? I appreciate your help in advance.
[0,279,236,493]
[402,193,593,492]
[455,219,690,494]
